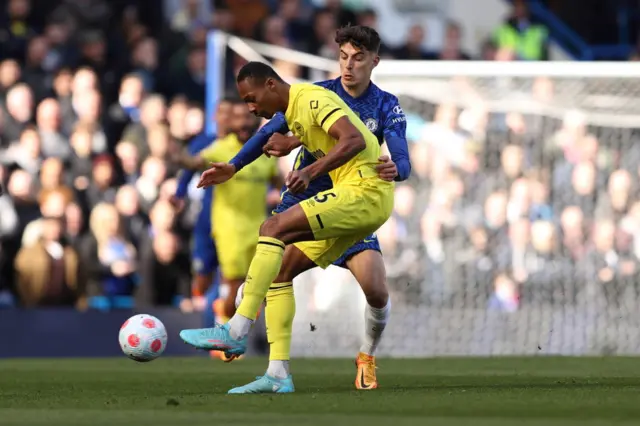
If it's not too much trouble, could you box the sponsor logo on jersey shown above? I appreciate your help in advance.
[364,118,378,132]
[393,105,404,115]
[311,149,325,159]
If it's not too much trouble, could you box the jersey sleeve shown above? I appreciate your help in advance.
[302,89,348,134]
[229,113,289,172]
[382,95,412,181]
[382,94,407,140]
[199,142,223,163]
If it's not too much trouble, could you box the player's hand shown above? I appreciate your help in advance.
[169,196,186,213]
[286,169,310,194]
[375,155,398,181]
[197,163,236,188]
[263,134,301,157]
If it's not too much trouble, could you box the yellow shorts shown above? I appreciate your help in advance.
[294,181,394,268]
[214,229,258,280]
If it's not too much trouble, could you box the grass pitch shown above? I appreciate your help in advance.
[1,357,640,425]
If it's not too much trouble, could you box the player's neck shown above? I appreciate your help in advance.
[277,83,292,112]
[341,80,370,99]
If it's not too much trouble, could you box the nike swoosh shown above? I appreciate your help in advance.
[358,367,372,389]
[363,239,374,244]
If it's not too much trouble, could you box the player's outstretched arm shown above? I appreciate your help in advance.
[229,113,289,171]
[174,134,214,199]
[304,116,366,181]
[170,148,206,171]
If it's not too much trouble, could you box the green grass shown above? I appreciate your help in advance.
[1,357,640,425]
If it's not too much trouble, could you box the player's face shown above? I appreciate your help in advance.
[339,42,379,89]
[237,77,279,119]
[216,101,232,134]
[230,103,259,142]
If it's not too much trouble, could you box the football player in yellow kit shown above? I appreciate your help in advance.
[180,62,394,394]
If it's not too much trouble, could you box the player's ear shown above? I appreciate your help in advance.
[372,55,380,68]
[265,77,276,91]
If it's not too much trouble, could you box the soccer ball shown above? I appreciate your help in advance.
[119,314,167,362]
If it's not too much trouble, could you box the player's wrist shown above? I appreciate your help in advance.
[288,137,302,150]
[228,160,241,173]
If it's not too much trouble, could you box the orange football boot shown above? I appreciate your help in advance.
[354,352,378,390]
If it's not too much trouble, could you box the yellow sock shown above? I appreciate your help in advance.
[236,236,285,320]
[266,282,295,361]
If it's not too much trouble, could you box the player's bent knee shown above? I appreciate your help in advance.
[365,285,389,308]
[259,216,281,239]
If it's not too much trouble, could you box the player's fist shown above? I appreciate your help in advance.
[286,169,310,194]
[375,155,398,181]
[197,162,236,188]
[263,134,302,157]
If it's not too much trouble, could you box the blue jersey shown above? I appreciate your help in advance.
[275,77,409,210]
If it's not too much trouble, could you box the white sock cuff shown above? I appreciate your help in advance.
[367,298,391,320]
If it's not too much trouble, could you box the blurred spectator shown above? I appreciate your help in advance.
[2,126,41,176]
[438,22,471,60]
[36,98,70,160]
[14,215,82,308]
[559,206,587,261]
[393,24,432,60]
[84,154,117,207]
[2,83,34,143]
[493,0,549,60]
[595,169,633,221]
[114,185,148,246]
[0,0,37,61]
[137,230,191,309]
[0,59,22,101]
[81,202,137,298]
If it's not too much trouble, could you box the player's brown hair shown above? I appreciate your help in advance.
[335,25,381,54]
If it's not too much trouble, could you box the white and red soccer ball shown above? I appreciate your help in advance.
[119,314,167,362]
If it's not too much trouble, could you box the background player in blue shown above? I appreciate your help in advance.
[172,99,232,327]
[228,25,411,390]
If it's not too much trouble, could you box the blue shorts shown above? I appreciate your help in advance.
[274,191,381,268]
[191,230,218,275]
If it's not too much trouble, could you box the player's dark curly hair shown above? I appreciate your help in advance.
[335,25,381,54]
[236,61,284,83]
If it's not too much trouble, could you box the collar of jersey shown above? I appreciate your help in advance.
[335,78,374,101]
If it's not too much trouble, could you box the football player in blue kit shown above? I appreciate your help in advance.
[227,25,411,390]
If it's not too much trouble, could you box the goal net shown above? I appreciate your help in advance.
[208,31,640,357]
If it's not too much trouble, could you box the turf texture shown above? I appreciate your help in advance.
[1,357,640,425]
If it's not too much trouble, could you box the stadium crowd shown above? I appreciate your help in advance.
[4,0,632,314]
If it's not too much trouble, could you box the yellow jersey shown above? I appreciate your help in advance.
[284,83,387,186]
[200,133,278,236]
